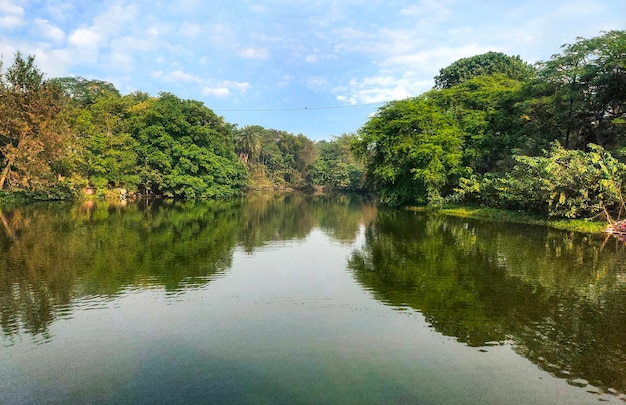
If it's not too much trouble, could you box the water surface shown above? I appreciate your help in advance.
[0,195,625,404]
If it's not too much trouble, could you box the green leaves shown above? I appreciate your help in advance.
[461,143,626,219]
[355,97,464,206]
[434,51,535,89]
[128,93,247,198]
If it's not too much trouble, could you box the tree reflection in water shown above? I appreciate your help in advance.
[349,209,626,394]
[0,194,375,343]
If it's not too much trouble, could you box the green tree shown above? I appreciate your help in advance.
[276,132,317,187]
[353,97,464,206]
[51,77,120,107]
[529,30,626,150]
[430,74,527,173]
[71,93,139,193]
[0,53,72,192]
[127,92,247,198]
[434,51,535,89]
[234,125,262,164]
[309,133,364,190]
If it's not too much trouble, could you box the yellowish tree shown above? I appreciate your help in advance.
[0,52,72,190]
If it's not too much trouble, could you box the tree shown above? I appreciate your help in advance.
[430,74,527,173]
[434,51,535,89]
[234,125,262,164]
[71,92,139,193]
[0,52,72,191]
[51,77,120,107]
[309,134,364,190]
[276,132,317,186]
[530,30,626,150]
[353,97,464,206]
[127,92,247,198]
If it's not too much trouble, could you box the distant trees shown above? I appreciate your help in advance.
[309,134,364,190]
[2,30,623,215]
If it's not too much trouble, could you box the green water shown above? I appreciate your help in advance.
[0,194,625,404]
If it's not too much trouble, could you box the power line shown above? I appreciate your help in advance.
[214,101,386,112]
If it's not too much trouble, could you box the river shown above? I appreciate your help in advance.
[0,194,624,404]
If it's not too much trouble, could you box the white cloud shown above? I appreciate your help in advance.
[336,74,433,105]
[222,80,250,93]
[92,4,139,35]
[202,80,250,97]
[66,27,102,64]
[33,18,65,43]
[239,47,268,59]
[306,76,330,91]
[401,0,451,20]
[153,69,203,83]
[202,87,230,97]
[0,1,25,29]
[0,15,23,30]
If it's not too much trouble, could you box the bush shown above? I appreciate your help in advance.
[454,143,626,219]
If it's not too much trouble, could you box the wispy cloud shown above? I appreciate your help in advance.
[33,18,65,44]
[239,47,269,59]
[0,0,621,139]
[202,80,250,97]
[0,1,25,30]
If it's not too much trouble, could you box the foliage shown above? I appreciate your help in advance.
[127,92,247,198]
[276,132,317,187]
[309,133,364,190]
[70,92,140,193]
[434,51,535,89]
[234,125,262,164]
[353,97,464,206]
[528,30,626,150]
[0,52,73,192]
[51,77,120,107]
[429,74,527,173]
[455,143,626,219]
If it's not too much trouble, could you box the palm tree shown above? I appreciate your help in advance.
[235,125,261,164]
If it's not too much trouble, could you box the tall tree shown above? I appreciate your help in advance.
[353,97,464,206]
[531,30,626,149]
[234,125,262,164]
[434,51,535,89]
[71,92,139,192]
[127,92,247,198]
[0,53,71,191]
[51,77,120,107]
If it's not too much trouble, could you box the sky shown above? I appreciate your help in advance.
[0,1,624,141]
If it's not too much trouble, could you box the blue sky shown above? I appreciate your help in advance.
[1,0,623,140]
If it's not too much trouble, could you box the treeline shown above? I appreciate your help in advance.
[0,55,364,200]
[2,30,624,221]
[353,30,626,220]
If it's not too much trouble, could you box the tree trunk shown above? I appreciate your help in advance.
[0,157,13,190]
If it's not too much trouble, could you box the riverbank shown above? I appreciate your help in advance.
[407,205,607,234]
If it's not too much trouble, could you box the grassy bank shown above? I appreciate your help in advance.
[407,205,608,234]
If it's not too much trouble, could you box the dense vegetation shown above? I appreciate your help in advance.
[354,30,626,220]
[1,31,624,221]
[0,53,364,201]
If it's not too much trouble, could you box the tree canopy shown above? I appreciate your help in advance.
[434,51,535,89]
[1,30,625,220]
[354,30,626,220]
